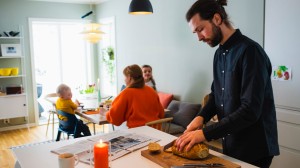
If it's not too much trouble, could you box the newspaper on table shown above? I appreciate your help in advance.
[51,130,159,165]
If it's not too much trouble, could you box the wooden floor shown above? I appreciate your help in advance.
[0,123,107,168]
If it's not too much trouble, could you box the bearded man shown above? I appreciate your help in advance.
[175,1,279,168]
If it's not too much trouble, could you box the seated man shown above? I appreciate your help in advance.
[56,84,91,137]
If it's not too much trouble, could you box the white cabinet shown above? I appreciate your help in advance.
[0,27,28,120]
[0,94,27,119]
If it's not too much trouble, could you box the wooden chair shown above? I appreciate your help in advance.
[201,94,209,108]
[44,93,58,140]
[145,117,173,133]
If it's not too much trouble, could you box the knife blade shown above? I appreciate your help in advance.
[183,163,225,167]
[171,164,224,168]
[163,139,176,151]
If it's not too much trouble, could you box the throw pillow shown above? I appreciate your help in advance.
[157,92,173,109]
[167,100,201,128]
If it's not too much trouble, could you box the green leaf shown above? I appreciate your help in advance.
[279,66,288,72]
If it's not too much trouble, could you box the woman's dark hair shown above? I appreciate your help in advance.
[142,64,157,90]
[123,64,145,88]
[186,0,230,27]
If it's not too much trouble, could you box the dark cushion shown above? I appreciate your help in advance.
[168,123,185,136]
[166,100,201,129]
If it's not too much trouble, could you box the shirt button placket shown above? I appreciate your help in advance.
[221,51,227,110]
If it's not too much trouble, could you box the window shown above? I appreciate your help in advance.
[29,18,93,124]
[99,17,117,97]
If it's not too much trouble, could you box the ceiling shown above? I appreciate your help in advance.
[29,0,109,4]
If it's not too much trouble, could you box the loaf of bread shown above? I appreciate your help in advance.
[172,143,209,159]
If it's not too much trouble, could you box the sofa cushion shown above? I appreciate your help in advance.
[167,100,201,129]
[168,123,186,136]
[158,92,173,109]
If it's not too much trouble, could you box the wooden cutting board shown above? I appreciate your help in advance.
[141,148,241,168]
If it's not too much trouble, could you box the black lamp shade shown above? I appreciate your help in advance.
[129,0,153,15]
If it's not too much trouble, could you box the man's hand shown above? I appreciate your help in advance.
[175,129,206,152]
[184,116,204,133]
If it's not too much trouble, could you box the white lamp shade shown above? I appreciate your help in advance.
[81,23,104,43]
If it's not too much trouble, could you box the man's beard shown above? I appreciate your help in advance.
[208,22,223,47]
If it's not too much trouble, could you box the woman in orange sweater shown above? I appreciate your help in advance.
[104,64,164,128]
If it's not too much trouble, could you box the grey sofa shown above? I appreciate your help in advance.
[165,100,201,136]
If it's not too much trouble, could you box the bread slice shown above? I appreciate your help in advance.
[148,142,161,152]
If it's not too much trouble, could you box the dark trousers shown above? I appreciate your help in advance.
[250,156,274,168]
[75,120,91,137]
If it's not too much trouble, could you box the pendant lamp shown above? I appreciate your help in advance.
[129,0,153,15]
[80,1,104,44]
[81,23,104,43]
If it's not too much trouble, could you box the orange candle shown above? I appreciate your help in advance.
[94,140,109,168]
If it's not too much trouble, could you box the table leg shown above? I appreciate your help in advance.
[93,123,96,135]
[112,124,115,131]
[52,112,54,140]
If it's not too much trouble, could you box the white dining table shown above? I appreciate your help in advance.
[11,126,257,168]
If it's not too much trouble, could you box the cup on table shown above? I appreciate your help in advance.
[104,100,112,109]
[58,153,79,168]
[99,107,108,116]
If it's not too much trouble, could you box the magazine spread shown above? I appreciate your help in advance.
[51,130,160,165]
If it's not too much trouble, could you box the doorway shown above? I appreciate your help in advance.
[29,18,93,125]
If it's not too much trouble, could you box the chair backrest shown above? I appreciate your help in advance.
[201,94,210,108]
[145,117,173,133]
[44,93,58,113]
[56,110,78,134]
[44,93,58,105]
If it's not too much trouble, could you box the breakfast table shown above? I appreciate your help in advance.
[12,126,257,168]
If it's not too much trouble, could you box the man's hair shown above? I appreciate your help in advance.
[123,64,145,88]
[186,0,230,26]
[56,84,70,97]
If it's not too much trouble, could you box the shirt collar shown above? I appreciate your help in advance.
[219,29,242,50]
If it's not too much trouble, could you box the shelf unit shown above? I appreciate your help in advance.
[0,26,28,120]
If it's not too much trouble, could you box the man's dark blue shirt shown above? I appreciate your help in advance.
[199,29,279,163]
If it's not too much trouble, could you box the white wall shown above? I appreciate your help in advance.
[96,0,264,103]
[265,0,300,167]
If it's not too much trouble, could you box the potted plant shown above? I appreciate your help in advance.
[102,46,115,84]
